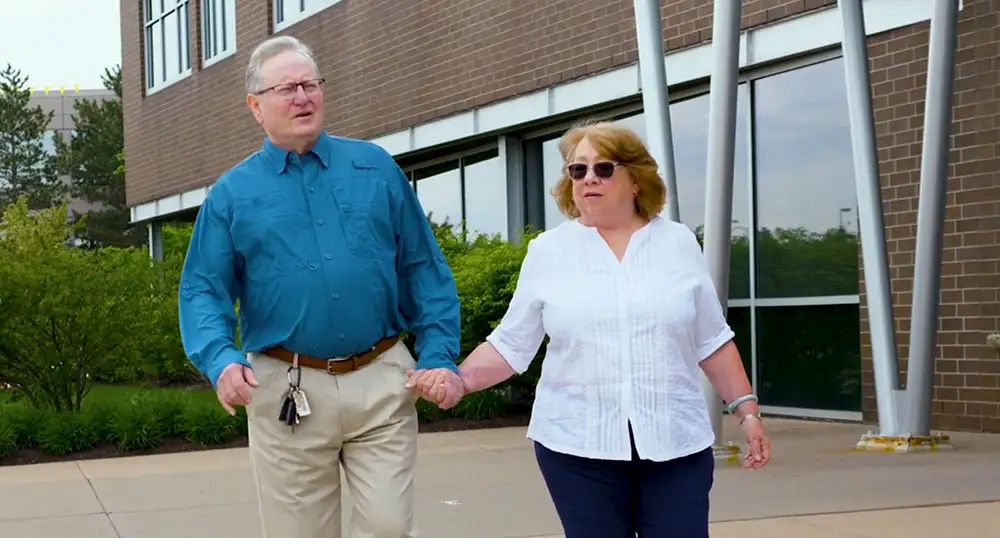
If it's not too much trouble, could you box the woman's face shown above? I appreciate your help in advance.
[568,137,638,221]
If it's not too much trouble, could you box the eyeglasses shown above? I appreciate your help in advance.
[566,161,620,180]
[255,78,326,98]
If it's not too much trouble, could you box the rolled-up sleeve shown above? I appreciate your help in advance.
[485,237,547,374]
[391,161,461,374]
[682,229,736,362]
[177,191,248,386]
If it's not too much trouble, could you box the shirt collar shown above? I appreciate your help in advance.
[262,132,332,173]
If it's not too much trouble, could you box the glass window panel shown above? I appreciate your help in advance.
[163,10,179,78]
[202,0,214,58]
[280,0,299,24]
[223,0,235,54]
[756,304,862,411]
[541,136,566,229]
[150,21,164,85]
[180,3,190,71]
[753,58,860,299]
[415,162,463,232]
[726,306,753,386]
[147,0,162,20]
[462,151,508,239]
[600,90,751,299]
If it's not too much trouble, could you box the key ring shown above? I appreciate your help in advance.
[287,352,302,388]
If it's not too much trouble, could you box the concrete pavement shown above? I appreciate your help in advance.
[2,417,999,537]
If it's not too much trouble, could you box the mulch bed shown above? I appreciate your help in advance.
[0,413,531,467]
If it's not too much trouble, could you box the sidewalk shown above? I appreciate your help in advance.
[2,417,999,537]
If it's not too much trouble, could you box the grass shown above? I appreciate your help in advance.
[0,383,218,409]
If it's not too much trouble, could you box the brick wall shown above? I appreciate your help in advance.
[121,0,833,206]
[861,0,1000,432]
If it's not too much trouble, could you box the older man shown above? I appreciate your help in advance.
[178,35,464,538]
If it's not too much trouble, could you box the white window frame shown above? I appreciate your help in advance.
[202,0,237,67]
[144,0,193,95]
[273,0,343,32]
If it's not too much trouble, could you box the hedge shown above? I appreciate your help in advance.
[0,199,537,462]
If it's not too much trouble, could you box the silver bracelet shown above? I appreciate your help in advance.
[726,393,758,415]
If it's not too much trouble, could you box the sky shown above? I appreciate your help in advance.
[1,0,122,91]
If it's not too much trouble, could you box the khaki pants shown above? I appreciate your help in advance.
[246,340,420,538]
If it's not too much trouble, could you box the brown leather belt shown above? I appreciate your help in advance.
[263,335,400,375]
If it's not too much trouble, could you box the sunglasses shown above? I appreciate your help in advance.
[566,161,620,180]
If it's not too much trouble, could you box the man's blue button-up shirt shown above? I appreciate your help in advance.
[178,132,461,386]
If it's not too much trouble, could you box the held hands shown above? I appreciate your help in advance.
[215,363,259,416]
[739,415,771,469]
[405,368,465,409]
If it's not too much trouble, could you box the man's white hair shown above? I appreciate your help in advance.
[245,36,319,94]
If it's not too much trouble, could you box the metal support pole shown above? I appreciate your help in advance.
[838,0,902,435]
[904,0,959,435]
[701,0,742,446]
[148,221,164,261]
[633,0,680,222]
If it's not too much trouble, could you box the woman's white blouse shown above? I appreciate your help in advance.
[486,216,734,462]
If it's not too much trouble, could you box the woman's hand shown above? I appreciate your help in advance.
[405,368,465,409]
[740,416,771,469]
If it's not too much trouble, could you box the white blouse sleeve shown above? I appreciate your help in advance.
[485,236,547,374]
[683,228,737,362]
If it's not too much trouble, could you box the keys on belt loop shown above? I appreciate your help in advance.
[278,353,311,429]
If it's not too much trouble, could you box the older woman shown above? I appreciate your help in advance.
[408,122,770,538]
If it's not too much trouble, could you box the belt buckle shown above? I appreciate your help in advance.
[326,354,358,375]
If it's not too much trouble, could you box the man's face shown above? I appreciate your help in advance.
[247,50,325,147]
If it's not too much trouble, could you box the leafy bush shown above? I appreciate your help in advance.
[0,199,182,411]
[183,405,242,445]
[432,223,546,402]
[0,386,251,461]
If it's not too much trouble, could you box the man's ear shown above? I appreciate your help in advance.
[246,95,263,124]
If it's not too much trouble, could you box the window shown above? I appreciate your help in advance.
[415,162,463,232]
[144,0,192,93]
[274,0,343,31]
[411,149,508,240]
[462,151,507,238]
[752,58,862,412]
[202,0,236,66]
[754,58,860,299]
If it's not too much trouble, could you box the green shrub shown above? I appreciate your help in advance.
[0,199,181,411]
[37,412,102,456]
[0,405,46,448]
[182,405,240,445]
[453,389,506,421]
[0,418,17,460]
[112,392,171,452]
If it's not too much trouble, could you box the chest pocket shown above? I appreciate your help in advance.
[231,190,310,281]
[331,171,391,259]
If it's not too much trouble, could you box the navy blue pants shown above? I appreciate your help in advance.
[534,430,714,538]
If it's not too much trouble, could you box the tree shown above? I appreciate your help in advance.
[53,65,136,247]
[0,198,171,412]
[0,64,65,211]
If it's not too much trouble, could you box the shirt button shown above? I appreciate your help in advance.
[338,333,345,339]
[332,293,340,300]
[307,263,318,271]
[317,218,324,225]
[309,187,315,193]
[324,254,332,260]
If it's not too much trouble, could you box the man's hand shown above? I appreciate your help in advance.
[404,368,464,409]
[216,363,259,416]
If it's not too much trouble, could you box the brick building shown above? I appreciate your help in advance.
[119,0,1000,432]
